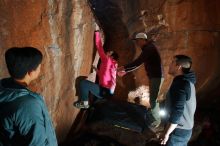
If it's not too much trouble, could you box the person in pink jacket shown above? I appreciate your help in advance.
[74,31,118,109]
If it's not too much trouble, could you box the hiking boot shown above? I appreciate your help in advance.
[73,101,89,109]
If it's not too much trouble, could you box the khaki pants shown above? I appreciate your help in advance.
[149,78,164,108]
[148,77,164,127]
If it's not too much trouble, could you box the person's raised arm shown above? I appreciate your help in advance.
[95,31,107,61]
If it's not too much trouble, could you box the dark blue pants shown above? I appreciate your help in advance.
[167,128,192,146]
[79,79,111,101]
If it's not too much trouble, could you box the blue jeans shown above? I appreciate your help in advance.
[79,79,112,101]
[167,128,192,146]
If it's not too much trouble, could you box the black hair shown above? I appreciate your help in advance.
[174,55,192,74]
[5,47,43,79]
[111,51,119,61]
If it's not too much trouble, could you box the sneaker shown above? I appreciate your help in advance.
[147,111,160,126]
[150,119,160,128]
[73,101,90,109]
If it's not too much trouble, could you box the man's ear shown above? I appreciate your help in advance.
[27,70,34,77]
[177,65,182,71]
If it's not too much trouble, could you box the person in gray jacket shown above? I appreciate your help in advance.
[160,55,196,146]
[0,47,58,146]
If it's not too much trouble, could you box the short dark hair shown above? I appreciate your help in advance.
[174,55,192,74]
[111,51,119,61]
[5,47,43,79]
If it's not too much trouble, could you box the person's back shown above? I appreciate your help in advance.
[0,47,57,146]
[141,42,163,78]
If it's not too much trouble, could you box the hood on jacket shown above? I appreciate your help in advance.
[0,78,29,103]
[174,71,196,84]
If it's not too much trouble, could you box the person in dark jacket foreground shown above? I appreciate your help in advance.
[0,47,58,146]
[160,55,196,146]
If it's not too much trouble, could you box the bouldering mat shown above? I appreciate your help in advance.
[87,99,151,133]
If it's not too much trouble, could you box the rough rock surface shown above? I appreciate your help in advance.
[0,0,96,142]
[90,0,220,105]
[1,0,220,144]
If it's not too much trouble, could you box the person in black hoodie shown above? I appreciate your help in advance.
[160,55,196,146]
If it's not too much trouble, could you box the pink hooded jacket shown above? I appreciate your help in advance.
[95,31,118,94]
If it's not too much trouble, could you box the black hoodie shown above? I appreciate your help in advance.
[166,71,197,129]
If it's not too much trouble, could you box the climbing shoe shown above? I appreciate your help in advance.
[73,101,90,109]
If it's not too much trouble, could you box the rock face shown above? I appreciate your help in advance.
[90,0,220,105]
[162,0,220,105]
[0,0,96,142]
[1,0,220,144]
